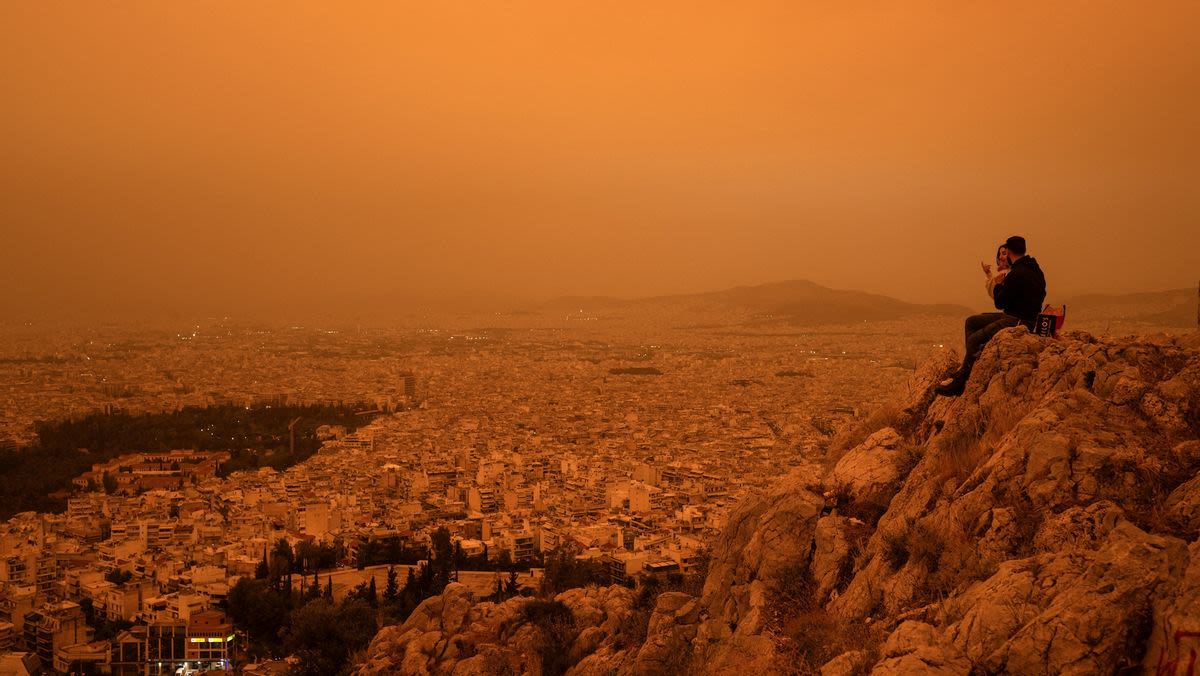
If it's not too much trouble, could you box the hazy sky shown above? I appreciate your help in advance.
[2,1,1198,318]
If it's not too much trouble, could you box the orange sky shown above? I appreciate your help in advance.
[2,1,1198,318]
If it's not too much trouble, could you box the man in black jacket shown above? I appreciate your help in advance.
[936,235,1047,397]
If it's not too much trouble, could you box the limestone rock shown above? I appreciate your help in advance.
[826,428,908,509]
[984,523,1187,675]
[354,583,639,676]
[700,466,824,637]
[634,592,700,675]
[819,650,871,676]
[1165,474,1200,535]
[871,621,970,675]
[811,516,854,602]
[1141,540,1200,675]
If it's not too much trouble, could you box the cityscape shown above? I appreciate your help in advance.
[3,1,1198,674]
[0,309,945,673]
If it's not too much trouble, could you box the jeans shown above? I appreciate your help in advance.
[956,313,1020,381]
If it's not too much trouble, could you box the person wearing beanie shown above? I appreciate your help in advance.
[936,235,1047,397]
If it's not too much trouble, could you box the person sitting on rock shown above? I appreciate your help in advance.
[983,243,1010,300]
[936,235,1047,397]
[963,243,1012,343]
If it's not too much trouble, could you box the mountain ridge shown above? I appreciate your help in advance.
[539,279,970,326]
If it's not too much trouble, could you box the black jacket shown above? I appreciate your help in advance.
[993,256,1046,322]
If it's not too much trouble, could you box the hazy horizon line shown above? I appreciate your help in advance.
[2,278,1194,328]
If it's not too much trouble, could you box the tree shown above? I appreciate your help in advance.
[431,528,452,559]
[367,576,378,607]
[105,569,132,585]
[227,578,288,656]
[296,540,321,571]
[323,575,333,601]
[401,568,419,609]
[270,539,294,596]
[504,570,520,598]
[335,598,378,656]
[255,551,269,580]
[453,541,466,571]
[384,566,399,603]
[497,548,513,569]
[539,547,608,596]
[305,571,321,602]
[284,599,340,676]
[101,471,118,494]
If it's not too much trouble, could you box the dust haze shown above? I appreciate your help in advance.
[2,1,1198,320]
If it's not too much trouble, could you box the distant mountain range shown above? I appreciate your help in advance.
[541,280,969,326]
[1064,287,1197,327]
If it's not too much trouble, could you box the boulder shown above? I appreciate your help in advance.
[819,650,871,676]
[1165,474,1200,534]
[700,466,824,637]
[984,523,1187,675]
[871,621,971,675]
[826,428,908,509]
[810,516,855,602]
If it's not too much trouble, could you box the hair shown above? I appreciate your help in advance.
[1004,236,1027,256]
[995,244,1008,261]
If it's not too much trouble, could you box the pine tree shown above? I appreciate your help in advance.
[323,575,333,600]
[402,568,418,606]
[255,550,269,580]
[367,576,378,606]
[384,566,399,602]
[504,570,520,598]
[305,571,321,601]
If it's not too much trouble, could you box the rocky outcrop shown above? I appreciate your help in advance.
[354,583,637,675]
[353,328,1200,675]
[826,427,911,510]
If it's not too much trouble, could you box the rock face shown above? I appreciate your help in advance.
[353,329,1200,675]
[826,427,910,510]
[354,583,636,675]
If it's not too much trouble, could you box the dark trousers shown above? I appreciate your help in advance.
[955,313,1020,381]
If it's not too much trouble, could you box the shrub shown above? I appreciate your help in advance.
[829,484,891,528]
[931,417,988,489]
[907,523,944,573]
[1090,444,1196,538]
[774,610,884,676]
[835,520,875,593]
[764,559,884,675]
[615,606,652,651]
[880,531,910,571]
[773,561,819,614]
[520,600,577,676]
[881,517,998,608]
